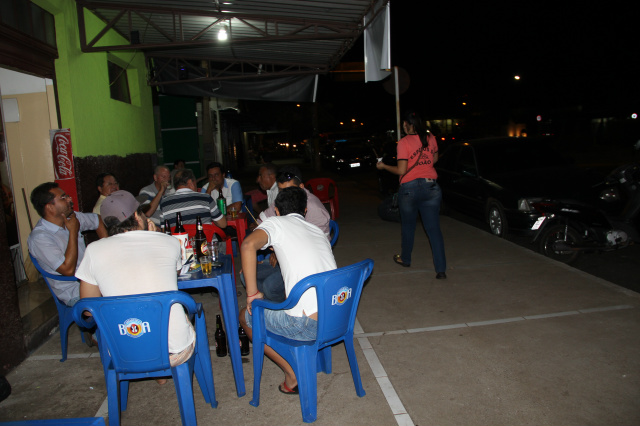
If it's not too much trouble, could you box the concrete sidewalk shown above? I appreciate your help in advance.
[2,170,640,425]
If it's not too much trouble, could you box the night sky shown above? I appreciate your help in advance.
[317,3,638,131]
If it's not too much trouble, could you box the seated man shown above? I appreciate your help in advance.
[92,172,119,214]
[239,187,336,394]
[160,168,227,227]
[255,163,278,211]
[139,165,174,225]
[27,182,107,306]
[244,165,331,303]
[76,190,196,372]
[200,162,243,214]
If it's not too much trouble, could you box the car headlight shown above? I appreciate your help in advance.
[336,159,344,163]
[518,198,543,212]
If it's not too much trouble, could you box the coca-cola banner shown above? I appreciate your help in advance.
[50,129,79,211]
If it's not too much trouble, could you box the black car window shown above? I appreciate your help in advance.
[458,146,478,177]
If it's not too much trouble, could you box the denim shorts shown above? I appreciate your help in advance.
[245,309,317,341]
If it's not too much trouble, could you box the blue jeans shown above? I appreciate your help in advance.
[245,309,317,341]
[239,261,286,303]
[398,178,447,272]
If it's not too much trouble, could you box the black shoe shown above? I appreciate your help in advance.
[435,272,447,279]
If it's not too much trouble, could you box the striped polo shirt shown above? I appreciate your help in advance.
[160,188,224,227]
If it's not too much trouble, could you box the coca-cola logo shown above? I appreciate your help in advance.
[51,131,75,180]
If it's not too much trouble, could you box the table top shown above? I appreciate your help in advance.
[177,254,233,287]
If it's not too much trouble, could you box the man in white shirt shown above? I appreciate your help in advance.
[256,163,278,206]
[77,190,196,372]
[239,186,336,395]
[200,162,243,214]
[246,165,331,303]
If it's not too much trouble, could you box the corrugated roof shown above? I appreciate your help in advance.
[76,0,386,85]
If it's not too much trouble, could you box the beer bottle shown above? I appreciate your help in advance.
[173,213,189,263]
[215,314,228,357]
[239,325,250,356]
[216,191,226,216]
[163,219,172,235]
[194,216,208,261]
[174,212,186,234]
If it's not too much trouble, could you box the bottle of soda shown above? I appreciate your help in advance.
[239,325,250,356]
[163,219,172,235]
[173,213,189,263]
[216,191,226,216]
[194,216,208,261]
[215,314,227,357]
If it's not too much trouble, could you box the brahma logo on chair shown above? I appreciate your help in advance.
[118,318,151,338]
[331,286,352,305]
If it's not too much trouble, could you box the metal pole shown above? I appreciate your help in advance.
[394,66,401,141]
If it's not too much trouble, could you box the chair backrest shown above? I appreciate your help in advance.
[329,220,339,247]
[286,259,373,346]
[73,291,196,374]
[29,253,78,305]
[305,178,337,201]
[182,223,227,241]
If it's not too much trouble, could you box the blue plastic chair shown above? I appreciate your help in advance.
[249,259,374,423]
[329,220,339,247]
[29,253,86,362]
[73,291,217,426]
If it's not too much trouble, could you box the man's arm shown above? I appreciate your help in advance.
[79,280,102,298]
[56,213,80,276]
[95,215,108,238]
[241,228,269,313]
[229,181,244,212]
[144,183,167,217]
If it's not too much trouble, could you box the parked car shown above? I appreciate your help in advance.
[435,137,603,237]
[321,138,377,172]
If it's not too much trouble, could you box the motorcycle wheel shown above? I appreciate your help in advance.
[538,224,582,264]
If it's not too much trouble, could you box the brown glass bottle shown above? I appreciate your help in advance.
[174,212,186,234]
[194,216,208,261]
[215,314,227,357]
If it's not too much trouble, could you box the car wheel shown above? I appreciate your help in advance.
[538,224,581,264]
[486,201,508,238]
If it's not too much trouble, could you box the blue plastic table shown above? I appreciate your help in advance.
[177,254,245,397]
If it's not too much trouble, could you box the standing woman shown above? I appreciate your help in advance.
[376,111,447,279]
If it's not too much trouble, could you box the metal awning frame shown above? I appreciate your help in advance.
[75,0,388,84]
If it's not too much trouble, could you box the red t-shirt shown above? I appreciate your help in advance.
[397,133,438,183]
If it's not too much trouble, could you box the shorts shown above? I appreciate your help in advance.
[245,308,317,341]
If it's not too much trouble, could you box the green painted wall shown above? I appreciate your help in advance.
[35,0,155,157]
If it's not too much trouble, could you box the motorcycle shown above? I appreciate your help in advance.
[531,162,640,263]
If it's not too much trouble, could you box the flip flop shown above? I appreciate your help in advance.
[393,254,410,267]
[278,381,299,395]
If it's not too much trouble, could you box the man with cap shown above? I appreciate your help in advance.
[76,190,196,370]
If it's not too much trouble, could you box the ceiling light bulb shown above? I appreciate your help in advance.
[218,27,228,41]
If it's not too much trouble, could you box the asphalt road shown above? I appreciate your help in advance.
[344,168,640,295]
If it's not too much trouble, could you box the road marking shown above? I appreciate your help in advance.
[24,304,635,426]
[353,304,635,426]
[356,318,414,426]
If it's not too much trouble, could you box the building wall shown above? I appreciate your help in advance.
[0,0,158,373]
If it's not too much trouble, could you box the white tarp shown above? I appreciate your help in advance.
[364,0,391,82]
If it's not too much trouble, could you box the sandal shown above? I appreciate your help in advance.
[393,254,410,267]
[278,381,299,395]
